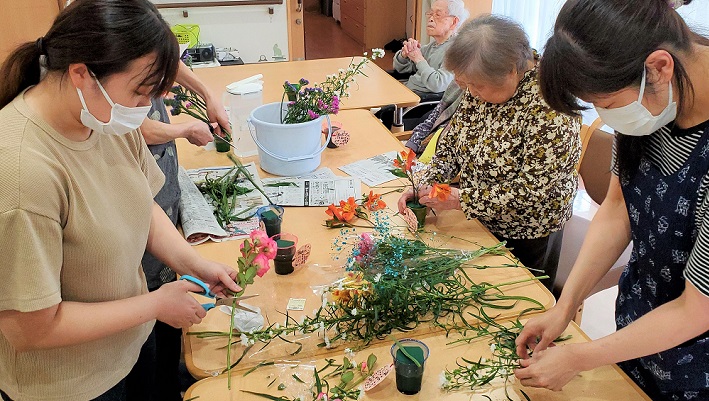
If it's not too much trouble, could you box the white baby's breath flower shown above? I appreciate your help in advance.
[240,334,248,347]
[490,344,496,353]
[372,48,385,59]
[351,308,358,316]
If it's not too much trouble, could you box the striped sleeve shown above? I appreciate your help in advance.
[685,179,709,297]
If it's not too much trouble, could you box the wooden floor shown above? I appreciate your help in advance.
[303,10,395,70]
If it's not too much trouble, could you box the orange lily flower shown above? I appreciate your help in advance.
[364,191,386,211]
[393,149,416,172]
[338,197,358,221]
[326,204,344,220]
[404,149,416,172]
[429,183,452,201]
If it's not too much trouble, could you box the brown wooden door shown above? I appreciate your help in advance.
[287,0,306,60]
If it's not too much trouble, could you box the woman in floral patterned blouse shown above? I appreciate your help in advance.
[397,15,581,291]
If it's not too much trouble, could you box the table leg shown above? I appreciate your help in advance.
[392,105,404,133]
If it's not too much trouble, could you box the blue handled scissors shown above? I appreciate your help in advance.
[180,275,259,313]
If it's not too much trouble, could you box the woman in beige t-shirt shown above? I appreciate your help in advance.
[0,1,240,400]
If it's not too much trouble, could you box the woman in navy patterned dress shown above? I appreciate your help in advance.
[515,0,709,399]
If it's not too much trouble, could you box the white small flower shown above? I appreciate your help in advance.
[240,334,248,347]
[351,308,358,316]
[338,68,345,74]
[439,372,449,388]
[490,344,496,353]
[319,322,325,331]
[372,48,385,59]
[274,323,281,330]
[373,273,382,283]
[341,332,347,340]
[363,51,368,56]
[499,368,508,376]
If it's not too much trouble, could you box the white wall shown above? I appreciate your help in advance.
[677,2,709,33]
[158,4,289,64]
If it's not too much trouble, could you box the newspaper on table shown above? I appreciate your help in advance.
[261,168,361,206]
[338,150,426,187]
[177,163,267,245]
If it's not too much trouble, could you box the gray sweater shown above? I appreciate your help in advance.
[393,38,454,94]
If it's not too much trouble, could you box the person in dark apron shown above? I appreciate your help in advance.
[140,63,229,401]
[514,1,709,399]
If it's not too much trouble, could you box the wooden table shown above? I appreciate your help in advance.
[177,109,648,399]
[192,57,420,124]
[177,109,554,379]
[183,321,650,401]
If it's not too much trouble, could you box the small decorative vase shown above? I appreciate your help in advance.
[215,138,231,153]
[406,202,427,229]
[271,233,298,275]
[391,338,430,395]
[257,205,284,237]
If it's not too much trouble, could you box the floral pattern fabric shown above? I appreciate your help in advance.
[422,67,581,239]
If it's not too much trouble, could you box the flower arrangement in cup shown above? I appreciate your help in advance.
[324,191,387,228]
[280,49,385,125]
[224,230,277,388]
[390,149,450,229]
[164,85,232,151]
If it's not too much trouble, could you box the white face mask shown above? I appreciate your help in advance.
[76,75,151,136]
[595,68,677,136]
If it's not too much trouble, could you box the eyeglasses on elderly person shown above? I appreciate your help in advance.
[425,10,453,20]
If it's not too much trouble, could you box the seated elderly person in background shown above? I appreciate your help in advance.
[398,15,581,291]
[378,0,468,129]
[394,0,467,97]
